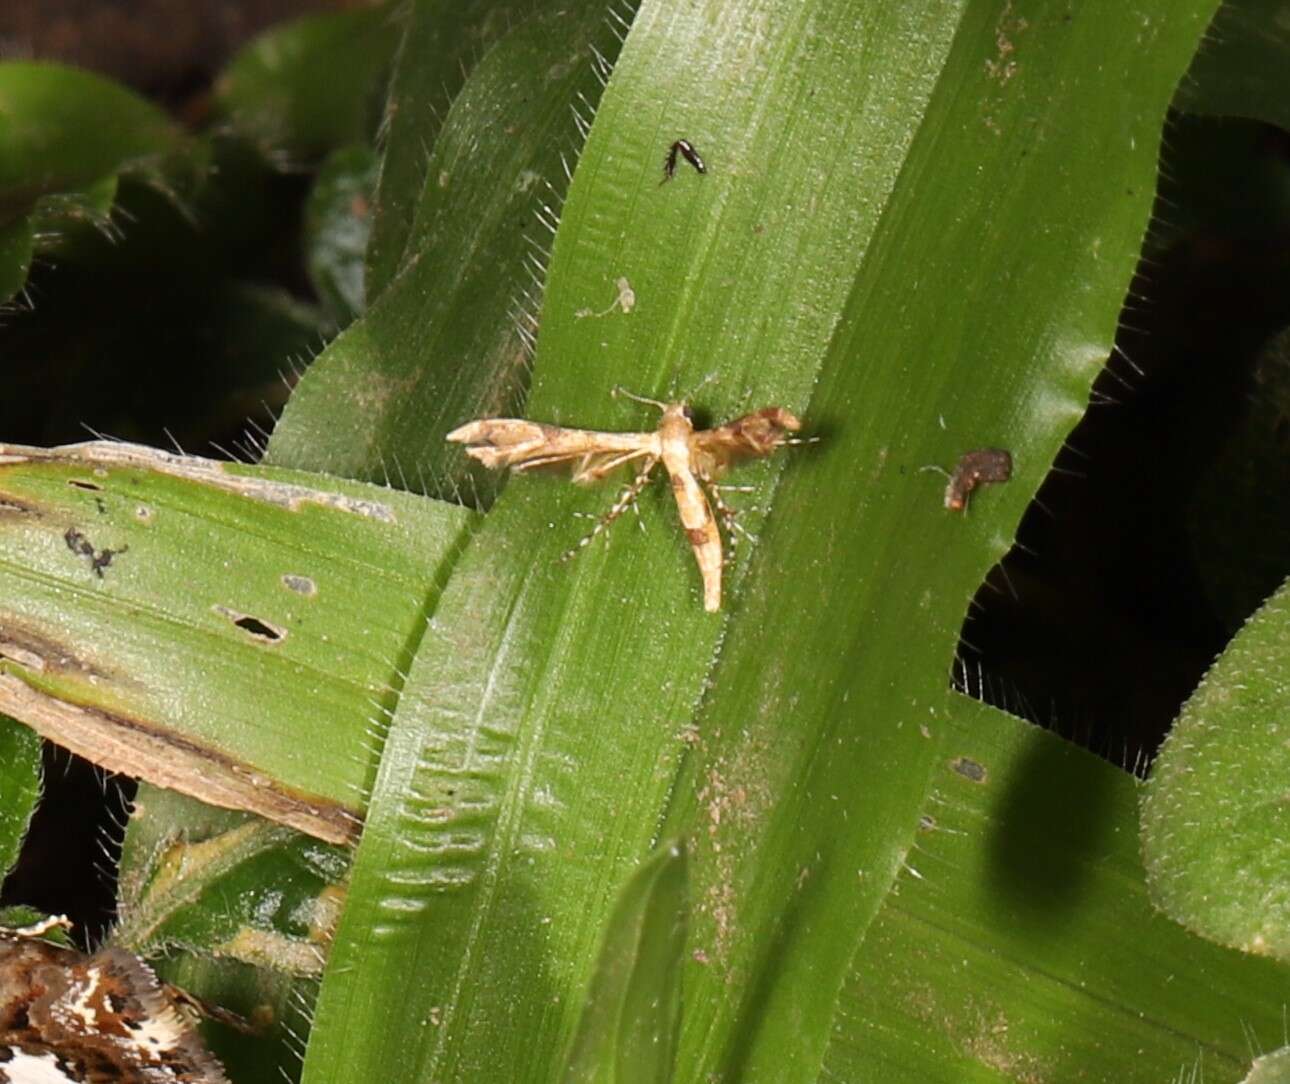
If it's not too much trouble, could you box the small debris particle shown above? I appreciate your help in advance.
[281,573,318,596]
[64,527,128,578]
[944,448,1012,512]
[950,756,987,783]
[574,276,636,319]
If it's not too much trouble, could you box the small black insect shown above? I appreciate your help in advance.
[662,139,706,183]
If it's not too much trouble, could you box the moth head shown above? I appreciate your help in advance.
[732,407,802,453]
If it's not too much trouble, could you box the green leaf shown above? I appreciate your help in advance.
[116,785,345,969]
[826,698,1289,1082]
[362,0,553,299]
[0,62,201,302]
[298,0,1254,1082]
[113,785,334,1084]
[158,948,318,1084]
[0,714,42,880]
[0,62,193,221]
[1175,0,1290,127]
[266,1,624,500]
[1142,575,1290,961]
[563,842,687,1084]
[214,5,402,161]
[0,441,472,841]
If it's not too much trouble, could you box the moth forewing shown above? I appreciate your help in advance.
[446,418,652,471]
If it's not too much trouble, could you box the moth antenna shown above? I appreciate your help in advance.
[611,385,668,411]
[691,370,721,398]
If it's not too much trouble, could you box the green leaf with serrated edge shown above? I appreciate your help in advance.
[562,843,687,1084]
[824,697,1290,1083]
[0,62,192,219]
[0,442,473,843]
[0,63,202,302]
[266,1,624,502]
[1142,576,1290,962]
[362,0,551,300]
[1175,0,1290,128]
[0,714,41,881]
[303,145,380,326]
[214,5,402,162]
[298,0,1236,1081]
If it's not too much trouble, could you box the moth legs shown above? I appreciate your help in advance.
[701,471,756,564]
[562,457,659,562]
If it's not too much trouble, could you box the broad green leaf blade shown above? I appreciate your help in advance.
[824,697,1290,1083]
[595,0,1213,1076]
[267,2,623,500]
[1142,576,1290,960]
[362,0,551,299]
[0,442,472,841]
[0,714,41,879]
[301,0,1227,1081]
[1175,0,1290,127]
[563,842,687,1084]
[214,6,402,161]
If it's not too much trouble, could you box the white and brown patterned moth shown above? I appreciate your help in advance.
[447,394,803,611]
[0,916,229,1084]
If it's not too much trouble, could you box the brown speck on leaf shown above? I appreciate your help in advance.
[944,448,1012,512]
[950,756,988,783]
